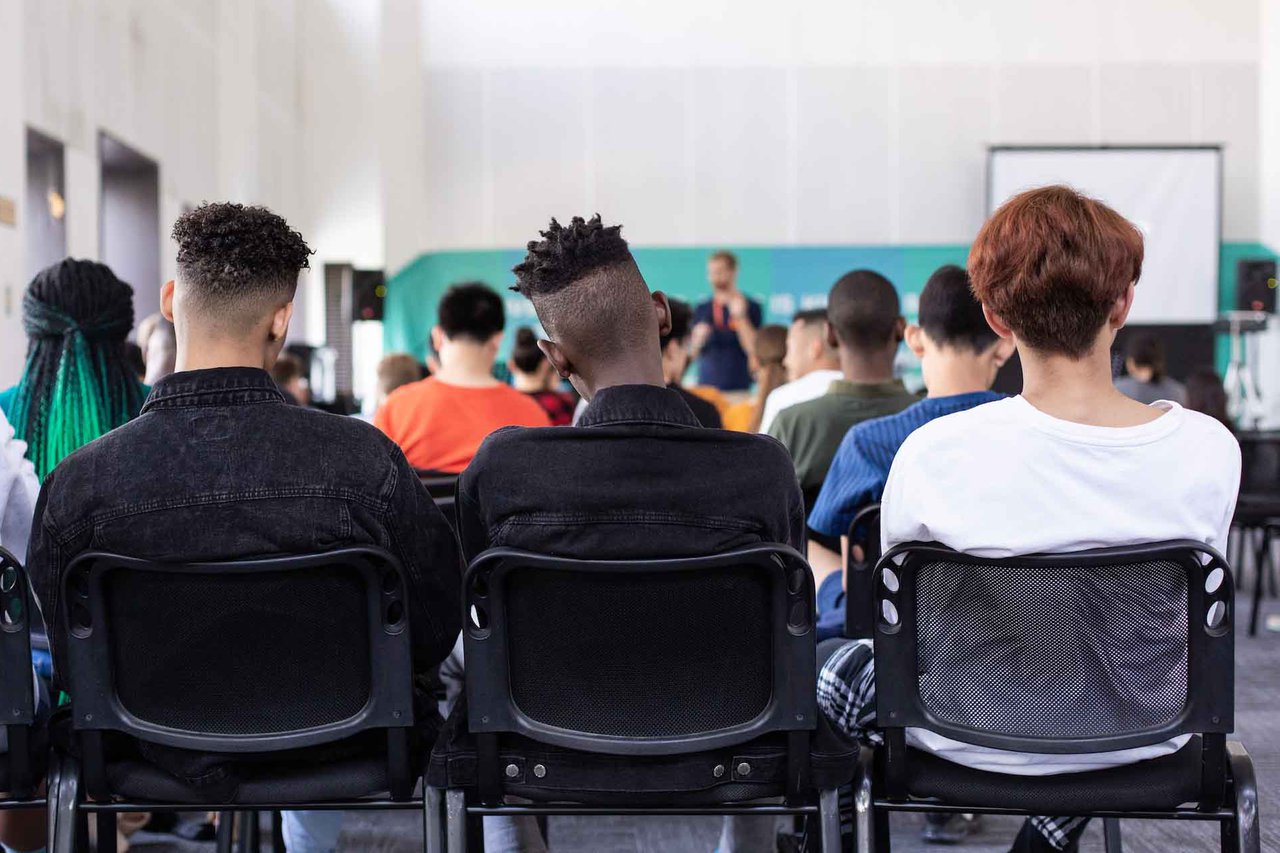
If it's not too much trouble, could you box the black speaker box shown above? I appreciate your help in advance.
[1237,259,1277,314]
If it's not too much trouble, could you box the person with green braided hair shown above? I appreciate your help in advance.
[0,259,148,481]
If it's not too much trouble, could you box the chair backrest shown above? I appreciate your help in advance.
[1238,431,1280,500]
[417,470,459,529]
[873,540,1233,757]
[463,545,817,756]
[844,503,882,639]
[61,548,416,797]
[0,548,36,798]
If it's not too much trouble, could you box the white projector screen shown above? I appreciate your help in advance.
[988,147,1221,324]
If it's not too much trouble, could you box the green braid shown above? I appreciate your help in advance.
[11,260,144,481]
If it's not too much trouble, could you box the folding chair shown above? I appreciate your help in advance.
[49,548,436,853]
[428,545,854,853]
[854,540,1260,852]
[0,549,46,811]
[844,503,881,640]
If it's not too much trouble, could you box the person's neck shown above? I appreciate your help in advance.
[175,338,271,372]
[510,372,545,393]
[583,358,667,400]
[799,358,840,380]
[923,357,995,398]
[838,349,896,385]
[434,345,499,387]
[1020,343,1160,427]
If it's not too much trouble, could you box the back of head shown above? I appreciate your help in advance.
[968,185,1144,359]
[1185,368,1231,430]
[826,269,902,352]
[171,202,312,334]
[512,215,655,364]
[755,324,788,366]
[438,282,505,343]
[1126,333,1166,381]
[271,353,303,387]
[377,353,424,397]
[918,264,998,352]
[12,258,144,479]
[510,327,547,375]
[660,299,693,351]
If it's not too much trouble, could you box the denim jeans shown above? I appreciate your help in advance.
[281,811,344,853]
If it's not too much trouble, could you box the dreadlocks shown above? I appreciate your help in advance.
[10,259,144,479]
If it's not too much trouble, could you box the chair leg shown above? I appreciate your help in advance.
[216,812,235,853]
[854,762,875,853]
[270,811,285,853]
[95,813,118,853]
[1102,818,1123,853]
[1250,528,1266,636]
[47,754,77,853]
[818,788,841,853]
[445,790,467,853]
[425,788,445,853]
[1226,741,1261,853]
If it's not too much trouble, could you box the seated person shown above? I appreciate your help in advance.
[508,327,577,426]
[27,202,462,853]
[458,215,804,853]
[757,309,842,434]
[817,186,1240,853]
[808,264,1012,626]
[1115,333,1186,405]
[375,282,550,472]
[271,352,310,405]
[374,353,425,410]
[660,299,724,428]
[722,324,789,432]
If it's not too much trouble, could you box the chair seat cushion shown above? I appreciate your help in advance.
[427,700,856,805]
[902,737,1206,812]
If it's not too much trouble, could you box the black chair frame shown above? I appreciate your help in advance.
[844,503,881,639]
[51,548,432,853]
[0,549,47,816]
[854,540,1259,852]
[437,545,840,853]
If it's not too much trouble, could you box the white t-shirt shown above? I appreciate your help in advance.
[881,395,1240,775]
[0,411,38,562]
[757,369,843,434]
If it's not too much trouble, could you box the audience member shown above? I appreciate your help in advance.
[767,270,915,552]
[817,186,1240,853]
[660,299,724,428]
[722,324,788,432]
[452,215,803,853]
[1185,367,1233,430]
[374,352,425,411]
[271,352,310,406]
[1115,333,1186,405]
[690,250,762,392]
[124,342,146,382]
[807,265,1012,599]
[757,309,842,434]
[142,316,177,384]
[375,282,550,472]
[509,327,577,426]
[0,260,147,480]
[27,202,462,853]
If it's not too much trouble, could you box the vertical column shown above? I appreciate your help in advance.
[0,0,25,385]
[378,0,430,277]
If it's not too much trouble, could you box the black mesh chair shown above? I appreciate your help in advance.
[844,504,881,640]
[1234,431,1280,636]
[853,540,1259,852]
[49,548,438,853]
[428,545,855,853]
[0,548,46,808]
[418,470,459,531]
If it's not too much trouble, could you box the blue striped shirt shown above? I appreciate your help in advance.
[808,391,1003,538]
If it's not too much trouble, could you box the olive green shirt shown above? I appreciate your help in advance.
[767,379,917,495]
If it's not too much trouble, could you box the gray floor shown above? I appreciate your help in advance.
[129,593,1279,853]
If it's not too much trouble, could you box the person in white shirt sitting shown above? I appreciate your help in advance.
[756,308,842,434]
[817,184,1241,853]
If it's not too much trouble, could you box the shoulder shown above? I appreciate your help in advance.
[1173,406,1240,461]
[895,396,1015,457]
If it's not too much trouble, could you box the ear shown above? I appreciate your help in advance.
[538,339,573,381]
[982,305,1015,341]
[269,301,294,342]
[651,290,672,338]
[904,324,927,359]
[1109,283,1137,329]
[892,315,907,344]
[430,326,444,353]
[825,320,839,350]
[486,331,504,352]
[160,280,176,322]
[990,337,1016,368]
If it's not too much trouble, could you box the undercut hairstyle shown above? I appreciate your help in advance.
[660,299,693,350]
[510,327,548,374]
[512,215,655,360]
[826,270,902,352]
[709,250,738,270]
[793,308,828,328]
[969,185,1144,359]
[437,282,505,343]
[1126,333,1167,381]
[918,265,998,352]
[10,259,145,480]
[171,203,312,327]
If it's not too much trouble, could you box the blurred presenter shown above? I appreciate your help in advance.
[691,250,762,393]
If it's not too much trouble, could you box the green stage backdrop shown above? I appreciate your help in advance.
[384,242,1277,376]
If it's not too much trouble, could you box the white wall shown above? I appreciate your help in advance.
[1262,0,1280,252]
[414,0,1262,252]
[100,162,161,322]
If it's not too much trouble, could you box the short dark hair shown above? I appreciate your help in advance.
[512,215,653,359]
[510,327,547,374]
[438,281,505,343]
[917,264,998,352]
[271,353,303,385]
[171,203,312,321]
[827,270,901,351]
[709,250,738,271]
[1126,333,1166,379]
[660,299,693,350]
[969,185,1143,358]
[792,308,828,327]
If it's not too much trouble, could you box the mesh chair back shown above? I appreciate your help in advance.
[464,546,817,755]
[874,541,1233,755]
[62,549,414,753]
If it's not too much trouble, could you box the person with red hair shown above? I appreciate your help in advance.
[816,186,1240,852]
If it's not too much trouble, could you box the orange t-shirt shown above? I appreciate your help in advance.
[375,377,552,473]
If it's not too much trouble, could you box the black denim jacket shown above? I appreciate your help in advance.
[29,367,463,691]
[456,384,805,563]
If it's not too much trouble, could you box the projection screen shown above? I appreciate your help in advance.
[987,147,1221,324]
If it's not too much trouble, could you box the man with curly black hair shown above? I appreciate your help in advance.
[28,203,462,853]
[448,215,804,853]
